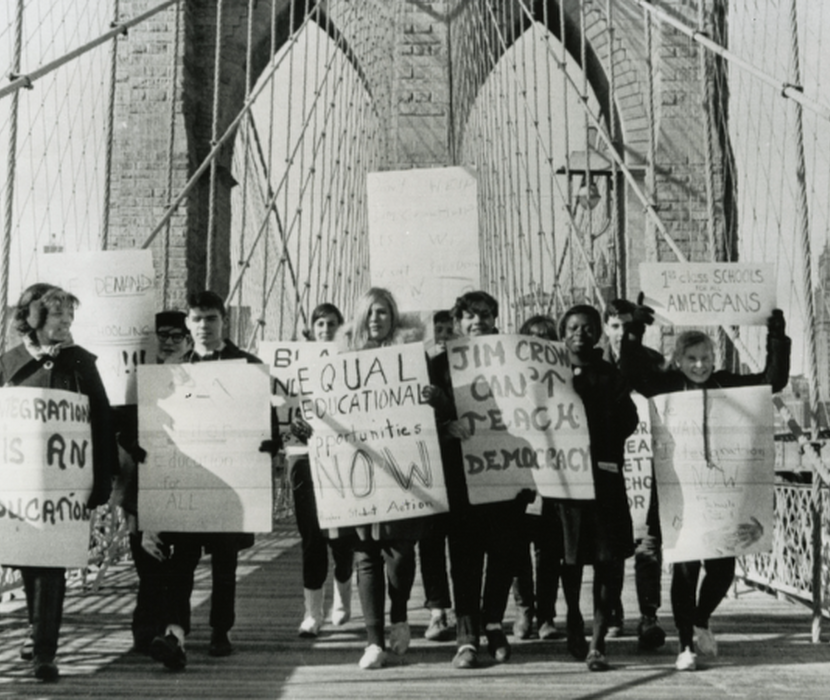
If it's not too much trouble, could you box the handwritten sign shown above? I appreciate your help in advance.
[302,344,447,528]
[368,166,480,311]
[447,335,593,505]
[650,385,774,563]
[137,363,273,533]
[259,341,335,447]
[625,393,654,539]
[39,249,156,405]
[0,388,94,568]
[639,262,775,326]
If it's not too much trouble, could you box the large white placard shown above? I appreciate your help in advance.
[447,335,593,505]
[39,249,156,405]
[0,388,94,568]
[303,344,447,528]
[639,262,775,326]
[368,166,480,311]
[137,363,273,532]
[650,385,774,563]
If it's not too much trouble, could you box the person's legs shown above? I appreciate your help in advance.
[695,557,736,627]
[354,540,386,648]
[292,458,329,590]
[21,567,65,681]
[590,561,625,658]
[129,532,164,651]
[329,534,355,626]
[671,560,702,650]
[511,515,535,638]
[447,509,485,655]
[533,513,561,636]
[418,530,452,610]
[634,530,666,648]
[561,563,587,660]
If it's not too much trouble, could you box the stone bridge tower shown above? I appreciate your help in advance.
[109,0,731,308]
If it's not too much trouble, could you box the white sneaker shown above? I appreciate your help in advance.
[331,578,352,626]
[694,625,718,656]
[358,644,387,669]
[389,621,411,655]
[675,647,697,671]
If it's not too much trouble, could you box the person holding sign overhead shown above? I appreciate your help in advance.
[549,304,639,672]
[0,284,117,683]
[619,299,790,672]
[334,287,428,670]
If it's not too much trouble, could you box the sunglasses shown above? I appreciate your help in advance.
[157,331,187,342]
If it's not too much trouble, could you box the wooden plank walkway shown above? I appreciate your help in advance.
[1,526,829,699]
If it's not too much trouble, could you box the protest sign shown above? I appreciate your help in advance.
[650,385,774,563]
[137,363,273,532]
[368,166,479,311]
[259,341,335,447]
[39,249,156,405]
[639,262,775,326]
[625,393,654,539]
[0,388,94,568]
[447,335,593,505]
[303,344,447,528]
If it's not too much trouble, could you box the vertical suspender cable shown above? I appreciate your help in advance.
[786,0,823,435]
[643,6,659,262]
[234,0,257,343]
[162,0,182,308]
[1,0,24,352]
[206,0,226,290]
[605,0,622,297]
[100,0,121,250]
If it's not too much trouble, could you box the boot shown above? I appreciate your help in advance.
[298,588,324,637]
[331,577,352,626]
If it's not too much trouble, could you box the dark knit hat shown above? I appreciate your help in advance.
[155,310,187,331]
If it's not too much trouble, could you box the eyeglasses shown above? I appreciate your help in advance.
[157,331,187,342]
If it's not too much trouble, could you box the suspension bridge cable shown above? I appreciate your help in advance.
[139,10,317,251]
[628,0,830,122]
[100,0,120,250]
[0,0,179,101]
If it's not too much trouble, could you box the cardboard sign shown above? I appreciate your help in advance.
[625,393,654,539]
[0,388,94,568]
[303,344,447,528]
[137,363,273,532]
[639,262,775,326]
[447,335,593,505]
[259,341,335,447]
[650,385,774,563]
[368,166,480,311]
[39,249,156,405]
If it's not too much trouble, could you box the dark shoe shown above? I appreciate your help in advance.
[150,634,187,671]
[33,659,59,682]
[452,644,479,669]
[424,610,453,641]
[512,608,533,640]
[209,629,233,657]
[638,616,666,650]
[20,636,34,661]
[485,627,511,662]
[586,649,610,672]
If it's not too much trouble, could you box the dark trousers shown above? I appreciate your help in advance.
[291,457,354,589]
[418,515,451,610]
[21,566,66,663]
[447,501,523,649]
[208,541,238,634]
[129,532,202,644]
[354,539,416,648]
[671,557,735,648]
[512,512,562,623]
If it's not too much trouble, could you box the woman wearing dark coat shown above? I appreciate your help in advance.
[0,284,117,682]
[549,304,638,671]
